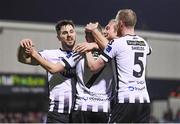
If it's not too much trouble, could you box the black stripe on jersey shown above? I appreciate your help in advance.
[113,57,119,103]
[53,95,60,112]
[101,52,112,62]
[135,97,140,103]
[143,97,148,103]
[85,67,105,89]
[147,47,152,55]
[77,105,82,111]
[71,78,77,111]
[124,98,130,103]
[53,100,59,112]
[64,98,69,113]
[110,58,118,106]
[98,105,104,112]
[47,72,50,98]
[62,59,71,69]
[87,105,93,111]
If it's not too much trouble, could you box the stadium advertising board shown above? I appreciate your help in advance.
[0,73,47,94]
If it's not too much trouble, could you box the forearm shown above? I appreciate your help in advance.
[31,52,64,73]
[89,42,99,50]
[85,52,95,71]
[85,51,104,72]
[92,29,109,49]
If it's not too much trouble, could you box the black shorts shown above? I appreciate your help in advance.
[109,103,151,123]
[46,111,70,123]
[71,110,109,123]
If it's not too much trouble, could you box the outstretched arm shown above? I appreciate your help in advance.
[17,39,39,65]
[26,46,65,74]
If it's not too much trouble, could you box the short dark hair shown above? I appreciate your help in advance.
[55,19,75,33]
[85,23,103,42]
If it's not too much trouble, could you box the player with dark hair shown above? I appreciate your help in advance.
[17,19,77,123]
[85,9,152,123]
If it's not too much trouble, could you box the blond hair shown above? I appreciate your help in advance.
[116,9,137,28]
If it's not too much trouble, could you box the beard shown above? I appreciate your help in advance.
[62,40,76,50]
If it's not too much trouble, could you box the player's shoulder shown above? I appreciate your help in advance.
[123,35,148,44]
[40,49,61,53]
[39,49,62,56]
[109,36,127,46]
[108,38,121,45]
[113,35,130,42]
[108,35,147,45]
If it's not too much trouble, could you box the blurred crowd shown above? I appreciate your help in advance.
[0,109,179,123]
[0,112,47,123]
[150,109,180,123]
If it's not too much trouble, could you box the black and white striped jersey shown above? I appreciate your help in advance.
[39,48,76,114]
[100,35,152,103]
[63,51,114,113]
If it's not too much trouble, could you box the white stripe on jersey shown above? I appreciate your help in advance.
[81,103,87,111]
[49,94,55,112]
[103,102,109,113]
[101,35,151,103]
[92,104,98,112]
[39,49,75,113]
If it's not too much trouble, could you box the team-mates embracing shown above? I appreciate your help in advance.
[17,8,152,123]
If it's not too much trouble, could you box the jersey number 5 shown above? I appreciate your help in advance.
[133,52,144,78]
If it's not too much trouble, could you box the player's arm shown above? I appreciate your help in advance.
[85,51,105,73]
[73,42,99,53]
[27,47,65,74]
[17,39,39,65]
[85,22,109,49]
[17,46,39,65]
[93,28,109,49]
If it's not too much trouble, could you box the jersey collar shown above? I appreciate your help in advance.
[59,48,72,53]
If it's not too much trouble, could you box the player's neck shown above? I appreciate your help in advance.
[121,28,135,36]
[61,45,73,51]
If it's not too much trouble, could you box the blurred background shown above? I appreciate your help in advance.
[0,0,180,123]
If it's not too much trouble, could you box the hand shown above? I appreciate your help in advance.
[85,22,99,32]
[20,39,34,48]
[73,42,98,53]
[24,46,38,57]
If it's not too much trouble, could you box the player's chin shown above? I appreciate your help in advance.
[68,41,75,45]
[67,42,75,47]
